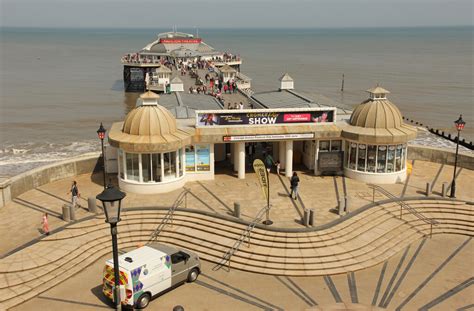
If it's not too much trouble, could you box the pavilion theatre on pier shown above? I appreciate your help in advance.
[121,31,242,92]
[106,78,416,194]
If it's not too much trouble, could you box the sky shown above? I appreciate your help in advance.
[1,0,473,28]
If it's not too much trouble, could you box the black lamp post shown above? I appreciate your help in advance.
[450,115,465,198]
[97,185,126,311]
[97,123,107,189]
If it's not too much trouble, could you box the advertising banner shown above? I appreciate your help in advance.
[196,145,210,171]
[224,133,314,142]
[185,146,195,172]
[196,108,335,128]
[253,159,269,201]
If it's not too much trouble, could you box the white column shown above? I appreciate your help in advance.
[279,141,286,168]
[237,142,245,179]
[285,141,293,177]
[138,154,143,182]
[233,144,239,172]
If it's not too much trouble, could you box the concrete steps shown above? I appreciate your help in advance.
[0,199,472,309]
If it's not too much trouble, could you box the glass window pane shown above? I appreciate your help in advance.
[152,153,161,182]
[142,154,151,182]
[357,144,367,171]
[164,152,177,179]
[319,140,330,152]
[126,153,139,181]
[367,145,376,172]
[377,146,387,173]
[178,149,184,176]
[331,140,341,152]
[387,145,395,173]
[395,144,403,171]
[185,146,196,172]
[349,143,357,169]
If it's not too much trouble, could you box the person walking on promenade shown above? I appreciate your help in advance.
[239,102,244,110]
[42,213,50,235]
[68,181,80,209]
[275,160,281,175]
[290,172,300,200]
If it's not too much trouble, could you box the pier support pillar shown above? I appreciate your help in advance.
[237,142,245,179]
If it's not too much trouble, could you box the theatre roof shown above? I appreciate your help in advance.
[158,92,223,119]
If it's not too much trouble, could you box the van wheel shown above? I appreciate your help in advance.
[136,293,151,309]
[187,268,199,282]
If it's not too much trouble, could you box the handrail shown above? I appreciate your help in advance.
[147,189,189,244]
[369,184,439,237]
[213,205,268,271]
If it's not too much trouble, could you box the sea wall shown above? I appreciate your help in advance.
[408,145,474,170]
[0,153,101,207]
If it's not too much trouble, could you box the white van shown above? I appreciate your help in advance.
[102,243,201,309]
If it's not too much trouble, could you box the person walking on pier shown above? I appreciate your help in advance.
[68,181,80,209]
[290,172,300,200]
[42,213,50,235]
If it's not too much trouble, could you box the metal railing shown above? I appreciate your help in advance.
[213,205,268,271]
[369,184,439,237]
[147,189,189,244]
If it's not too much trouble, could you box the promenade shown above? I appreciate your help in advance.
[0,160,472,310]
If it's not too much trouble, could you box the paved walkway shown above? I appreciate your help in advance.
[10,235,473,311]
[1,160,472,256]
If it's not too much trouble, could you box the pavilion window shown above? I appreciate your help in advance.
[178,148,184,177]
[152,153,162,182]
[367,145,377,172]
[126,152,139,181]
[377,146,387,173]
[349,143,357,170]
[331,140,341,152]
[163,152,177,180]
[357,144,367,172]
[142,154,151,182]
[387,146,396,173]
[395,145,403,171]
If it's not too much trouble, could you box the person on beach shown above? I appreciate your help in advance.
[68,181,80,209]
[290,172,300,200]
[42,213,50,235]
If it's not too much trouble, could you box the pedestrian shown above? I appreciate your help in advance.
[42,213,50,235]
[239,102,244,110]
[68,180,80,209]
[290,172,300,200]
[234,103,239,109]
[265,153,274,174]
[275,160,281,175]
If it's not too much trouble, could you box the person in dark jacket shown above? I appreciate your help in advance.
[290,172,300,200]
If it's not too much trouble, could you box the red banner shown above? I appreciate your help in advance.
[159,38,202,44]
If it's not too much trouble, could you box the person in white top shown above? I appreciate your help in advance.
[239,102,244,110]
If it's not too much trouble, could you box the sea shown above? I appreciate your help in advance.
[0,26,473,177]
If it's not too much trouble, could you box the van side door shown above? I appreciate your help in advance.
[170,251,190,286]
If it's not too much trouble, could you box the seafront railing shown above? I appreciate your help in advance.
[369,184,439,237]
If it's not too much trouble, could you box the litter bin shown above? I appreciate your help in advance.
[62,204,71,222]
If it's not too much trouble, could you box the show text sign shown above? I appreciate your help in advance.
[224,133,315,142]
[195,108,336,128]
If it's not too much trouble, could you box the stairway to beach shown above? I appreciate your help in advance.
[0,198,472,309]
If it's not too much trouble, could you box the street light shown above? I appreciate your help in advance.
[97,123,107,189]
[97,185,126,311]
[450,115,465,198]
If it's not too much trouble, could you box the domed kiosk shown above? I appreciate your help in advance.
[342,86,417,183]
[108,91,194,193]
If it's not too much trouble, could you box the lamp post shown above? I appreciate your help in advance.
[97,123,107,189]
[450,115,465,198]
[97,185,126,311]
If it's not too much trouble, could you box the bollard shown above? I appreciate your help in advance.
[69,204,76,221]
[344,196,350,213]
[303,209,310,227]
[88,197,98,213]
[234,202,241,218]
[338,199,345,216]
[425,182,432,197]
[309,209,315,227]
[442,182,448,198]
[62,204,71,222]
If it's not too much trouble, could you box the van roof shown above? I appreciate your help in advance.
[106,245,167,271]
